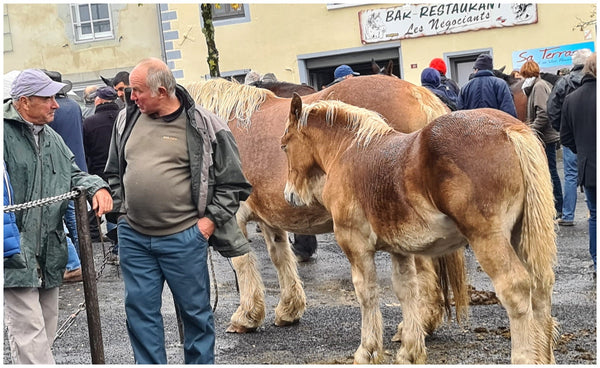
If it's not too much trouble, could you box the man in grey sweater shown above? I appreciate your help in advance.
[104,58,251,364]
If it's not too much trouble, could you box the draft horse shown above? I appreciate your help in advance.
[185,76,468,337]
[281,95,558,364]
[248,77,319,261]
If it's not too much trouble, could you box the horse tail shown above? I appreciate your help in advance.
[506,123,559,361]
[506,124,557,284]
[436,250,469,323]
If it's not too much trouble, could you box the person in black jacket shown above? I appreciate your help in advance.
[83,86,121,262]
[546,48,592,226]
[83,86,120,180]
[560,52,597,272]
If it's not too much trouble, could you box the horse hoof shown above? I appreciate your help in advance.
[226,323,256,334]
[274,317,300,327]
[353,348,381,364]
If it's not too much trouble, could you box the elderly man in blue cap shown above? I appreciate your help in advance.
[4,69,113,364]
[326,64,360,87]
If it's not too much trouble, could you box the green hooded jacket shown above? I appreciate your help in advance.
[4,101,110,288]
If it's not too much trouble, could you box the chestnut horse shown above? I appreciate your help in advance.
[185,76,468,336]
[248,78,319,261]
[281,95,558,364]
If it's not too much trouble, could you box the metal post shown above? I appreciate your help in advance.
[73,187,105,364]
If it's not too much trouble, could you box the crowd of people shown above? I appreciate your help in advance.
[3,49,596,364]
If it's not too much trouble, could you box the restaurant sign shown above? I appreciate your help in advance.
[359,3,537,44]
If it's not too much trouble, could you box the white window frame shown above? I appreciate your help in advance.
[212,3,245,21]
[71,3,114,43]
[4,4,13,52]
[200,4,251,27]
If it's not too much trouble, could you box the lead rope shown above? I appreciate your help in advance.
[96,215,106,255]
[208,247,218,312]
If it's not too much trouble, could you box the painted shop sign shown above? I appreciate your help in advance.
[359,3,537,44]
[511,41,596,72]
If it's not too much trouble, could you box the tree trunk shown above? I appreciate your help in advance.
[201,4,220,78]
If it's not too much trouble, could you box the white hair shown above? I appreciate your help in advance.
[572,49,592,66]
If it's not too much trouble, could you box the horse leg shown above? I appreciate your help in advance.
[469,233,540,363]
[226,202,266,333]
[227,252,266,333]
[530,267,558,364]
[511,226,558,364]
[334,230,383,364]
[390,253,427,364]
[392,255,444,342]
[260,224,307,326]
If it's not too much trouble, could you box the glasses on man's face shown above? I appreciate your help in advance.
[116,87,125,92]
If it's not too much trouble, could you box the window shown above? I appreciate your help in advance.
[202,3,250,26]
[71,3,113,42]
[212,3,245,21]
[4,4,12,52]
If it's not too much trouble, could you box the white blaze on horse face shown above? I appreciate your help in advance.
[284,181,306,207]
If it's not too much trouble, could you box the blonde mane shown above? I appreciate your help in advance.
[184,78,275,128]
[409,85,449,122]
[299,100,394,147]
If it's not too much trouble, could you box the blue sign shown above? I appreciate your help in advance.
[512,41,595,72]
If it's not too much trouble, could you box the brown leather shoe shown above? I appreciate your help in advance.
[63,268,83,283]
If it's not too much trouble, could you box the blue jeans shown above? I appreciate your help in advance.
[584,186,596,271]
[545,142,563,216]
[65,223,81,272]
[561,146,578,221]
[118,219,214,364]
[64,201,79,254]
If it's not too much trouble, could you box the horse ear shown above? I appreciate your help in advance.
[371,58,381,74]
[290,93,303,123]
[100,75,112,86]
[498,65,506,73]
[384,60,394,76]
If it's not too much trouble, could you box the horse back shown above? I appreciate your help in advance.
[414,109,527,229]
[309,75,448,132]
[323,109,526,253]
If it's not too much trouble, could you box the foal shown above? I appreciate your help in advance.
[281,95,558,364]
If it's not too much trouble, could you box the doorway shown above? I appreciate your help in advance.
[298,44,402,90]
[446,49,492,88]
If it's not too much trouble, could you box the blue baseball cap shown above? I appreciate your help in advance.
[334,65,360,79]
